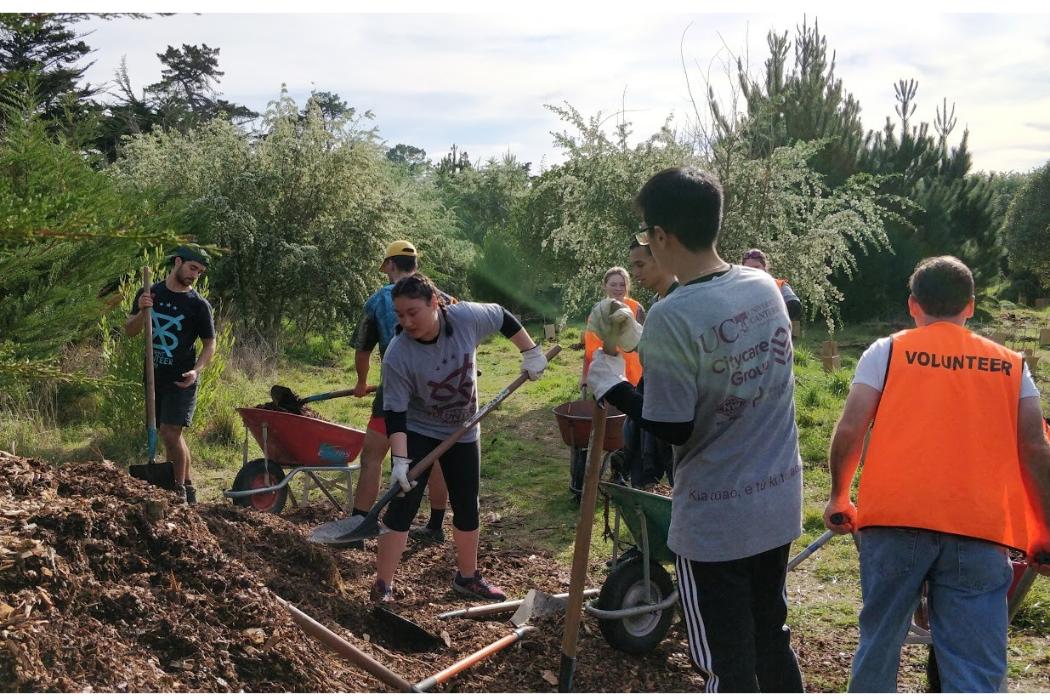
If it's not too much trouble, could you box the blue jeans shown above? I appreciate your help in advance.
[849,528,1012,693]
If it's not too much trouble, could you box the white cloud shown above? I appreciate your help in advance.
[74,12,1050,172]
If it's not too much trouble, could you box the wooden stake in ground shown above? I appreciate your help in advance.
[559,339,614,692]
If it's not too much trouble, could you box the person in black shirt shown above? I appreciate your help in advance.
[126,245,216,503]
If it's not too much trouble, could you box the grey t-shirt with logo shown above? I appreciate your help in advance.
[382,301,506,443]
[639,264,802,562]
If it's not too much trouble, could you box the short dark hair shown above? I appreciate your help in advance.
[909,256,974,317]
[633,167,723,252]
[388,254,418,273]
[629,239,652,255]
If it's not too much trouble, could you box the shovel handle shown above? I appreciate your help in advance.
[412,626,534,692]
[142,266,157,461]
[303,386,376,404]
[559,382,610,692]
[274,596,412,691]
[404,344,561,483]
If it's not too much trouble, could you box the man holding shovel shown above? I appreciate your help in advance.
[126,245,215,504]
[349,240,450,543]
[585,167,804,692]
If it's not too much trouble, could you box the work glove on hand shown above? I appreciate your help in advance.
[391,456,417,496]
[586,350,627,402]
[587,299,643,352]
[520,345,547,380]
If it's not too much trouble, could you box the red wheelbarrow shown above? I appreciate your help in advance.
[553,399,626,502]
[223,407,366,514]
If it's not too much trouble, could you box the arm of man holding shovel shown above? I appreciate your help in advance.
[125,287,154,337]
[585,301,693,446]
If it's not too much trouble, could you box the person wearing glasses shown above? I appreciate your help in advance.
[585,168,804,692]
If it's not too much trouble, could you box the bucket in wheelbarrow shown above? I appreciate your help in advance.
[553,400,625,499]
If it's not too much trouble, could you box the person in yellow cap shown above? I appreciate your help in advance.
[348,240,451,544]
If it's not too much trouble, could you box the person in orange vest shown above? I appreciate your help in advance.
[823,255,1050,692]
[741,248,801,321]
[580,266,645,391]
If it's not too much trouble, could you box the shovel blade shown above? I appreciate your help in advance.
[510,589,566,627]
[373,606,444,652]
[270,384,303,412]
[308,514,386,545]
[128,460,178,490]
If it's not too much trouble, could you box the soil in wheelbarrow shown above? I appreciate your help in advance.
[253,399,323,419]
[1,453,951,692]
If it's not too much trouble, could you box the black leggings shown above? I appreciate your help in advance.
[382,431,480,532]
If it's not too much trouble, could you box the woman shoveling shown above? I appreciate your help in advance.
[370,273,548,603]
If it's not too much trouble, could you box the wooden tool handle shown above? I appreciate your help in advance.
[275,596,412,691]
[404,344,562,482]
[143,267,157,436]
[559,386,609,691]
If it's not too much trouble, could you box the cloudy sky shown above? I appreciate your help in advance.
[73,6,1050,173]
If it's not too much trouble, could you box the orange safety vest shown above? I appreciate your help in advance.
[857,323,1045,553]
[583,297,643,386]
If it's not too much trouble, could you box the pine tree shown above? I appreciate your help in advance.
[0,13,97,124]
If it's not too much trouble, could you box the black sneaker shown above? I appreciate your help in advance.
[452,570,506,601]
[184,483,197,505]
[409,524,445,544]
[370,579,394,603]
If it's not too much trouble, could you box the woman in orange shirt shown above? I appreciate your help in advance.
[581,266,645,391]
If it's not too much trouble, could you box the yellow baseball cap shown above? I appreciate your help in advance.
[380,240,417,269]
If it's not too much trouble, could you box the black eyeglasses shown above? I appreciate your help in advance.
[635,223,654,245]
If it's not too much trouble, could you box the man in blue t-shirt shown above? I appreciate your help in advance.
[349,240,449,542]
[127,245,216,504]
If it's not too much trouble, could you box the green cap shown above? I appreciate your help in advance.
[167,244,211,267]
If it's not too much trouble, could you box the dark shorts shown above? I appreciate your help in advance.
[155,382,198,427]
[370,384,385,418]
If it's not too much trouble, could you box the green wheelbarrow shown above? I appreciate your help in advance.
[586,481,837,655]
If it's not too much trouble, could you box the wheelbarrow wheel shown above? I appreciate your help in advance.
[597,556,675,654]
[231,459,288,514]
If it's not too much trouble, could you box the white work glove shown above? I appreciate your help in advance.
[587,299,643,352]
[586,350,627,401]
[390,456,417,496]
[520,345,547,380]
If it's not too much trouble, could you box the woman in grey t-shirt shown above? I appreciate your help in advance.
[369,274,548,603]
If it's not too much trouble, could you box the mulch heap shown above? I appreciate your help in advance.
[0,453,704,692]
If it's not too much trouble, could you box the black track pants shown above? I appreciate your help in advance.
[675,542,804,693]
